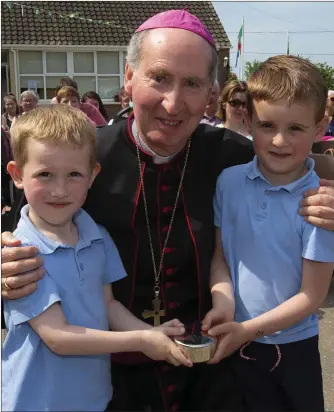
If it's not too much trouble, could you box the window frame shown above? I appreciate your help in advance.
[17,48,126,104]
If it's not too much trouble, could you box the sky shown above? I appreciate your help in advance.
[213,1,334,75]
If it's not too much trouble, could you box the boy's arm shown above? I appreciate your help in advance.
[207,259,333,363]
[103,284,154,331]
[29,301,188,367]
[202,228,235,331]
[242,259,334,339]
[29,303,145,356]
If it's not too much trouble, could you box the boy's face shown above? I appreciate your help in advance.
[250,100,327,182]
[60,96,81,109]
[8,141,100,227]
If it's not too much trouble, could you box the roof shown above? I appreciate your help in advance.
[1,1,230,50]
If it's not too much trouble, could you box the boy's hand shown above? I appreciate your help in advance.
[155,318,185,335]
[201,306,234,333]
[140,329,193,367]
[207,321,251,364]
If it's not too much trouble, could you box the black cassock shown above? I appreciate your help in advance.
[85,117,254,411]
[6,116,254,411]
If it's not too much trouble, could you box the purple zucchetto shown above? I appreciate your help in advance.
[135,9,216,48]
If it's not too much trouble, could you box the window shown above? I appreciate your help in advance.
[18,50,125,101]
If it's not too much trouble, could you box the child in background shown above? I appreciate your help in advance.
[203,55,334,411]
[3,105,192,412]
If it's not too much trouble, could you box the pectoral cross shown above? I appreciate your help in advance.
[142,298,165,326]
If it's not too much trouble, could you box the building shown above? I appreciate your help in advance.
[1,1,231,115]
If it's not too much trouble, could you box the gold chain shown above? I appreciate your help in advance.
[135,137,192,299]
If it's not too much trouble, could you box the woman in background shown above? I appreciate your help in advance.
[216,80,253,140]
[323,90,334,140]
[19,90,38,115]
[1,94,20,131]
[81,91,109,123]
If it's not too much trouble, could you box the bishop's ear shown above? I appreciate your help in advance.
[124,63,134,97]
[7,161,24,190]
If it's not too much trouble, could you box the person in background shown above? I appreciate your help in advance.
[19,90,38,115]
[1,94,20,131]
[108,87,133,125]
[200,80,222,127]
[51,77,107,127]
[323,90,334,140]
[82,91,109,123]
[118,86,131,110]
[217,80,253,140]
[1,127,14,214]
[51,77,81,104]
[57,86,106,127]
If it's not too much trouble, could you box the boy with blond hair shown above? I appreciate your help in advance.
[2,105,192,412]
[203,55,334,411]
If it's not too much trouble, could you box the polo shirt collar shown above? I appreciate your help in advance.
[245,156,315,193]
[17,205,103,254]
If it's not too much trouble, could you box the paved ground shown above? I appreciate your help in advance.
[319,277,334,411]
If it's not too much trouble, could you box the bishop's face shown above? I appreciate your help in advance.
[125,28,213,156]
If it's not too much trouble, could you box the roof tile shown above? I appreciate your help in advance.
[1,1,230,49]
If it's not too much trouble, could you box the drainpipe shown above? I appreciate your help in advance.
[10,47,18,99]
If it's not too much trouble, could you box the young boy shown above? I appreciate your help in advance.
[203,55,334,411]
[2,105,192,412]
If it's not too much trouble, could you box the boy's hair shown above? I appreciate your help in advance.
[20,90,38,103]
[10,105,97,169]
[56,86,80,103]
[248,55,328,123]
[217,80,250,121]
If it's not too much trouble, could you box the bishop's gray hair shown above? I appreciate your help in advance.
[126,30,218,85]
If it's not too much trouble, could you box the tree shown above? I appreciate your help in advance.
[244,60,262,80]
[314,62,334,90]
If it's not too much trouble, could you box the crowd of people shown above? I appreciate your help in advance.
[1,8,334,412]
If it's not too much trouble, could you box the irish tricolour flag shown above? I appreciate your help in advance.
[235,24,243,68]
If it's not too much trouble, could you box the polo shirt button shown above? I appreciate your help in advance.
[79,263,84,270]
[261,202,267,209]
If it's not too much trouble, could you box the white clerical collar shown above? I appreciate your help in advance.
[132,121,177,164]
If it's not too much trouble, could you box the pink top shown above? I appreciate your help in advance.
[80,103,107,127]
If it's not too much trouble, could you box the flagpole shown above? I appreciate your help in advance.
[241,16,245,80]
[286,30,289,55]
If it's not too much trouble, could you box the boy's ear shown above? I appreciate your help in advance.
[314,116,330,142]
[89,163,101,188]
[7,161,24,189]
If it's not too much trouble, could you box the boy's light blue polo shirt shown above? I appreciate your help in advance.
[214,157,334,344]
[2,205,127,411]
